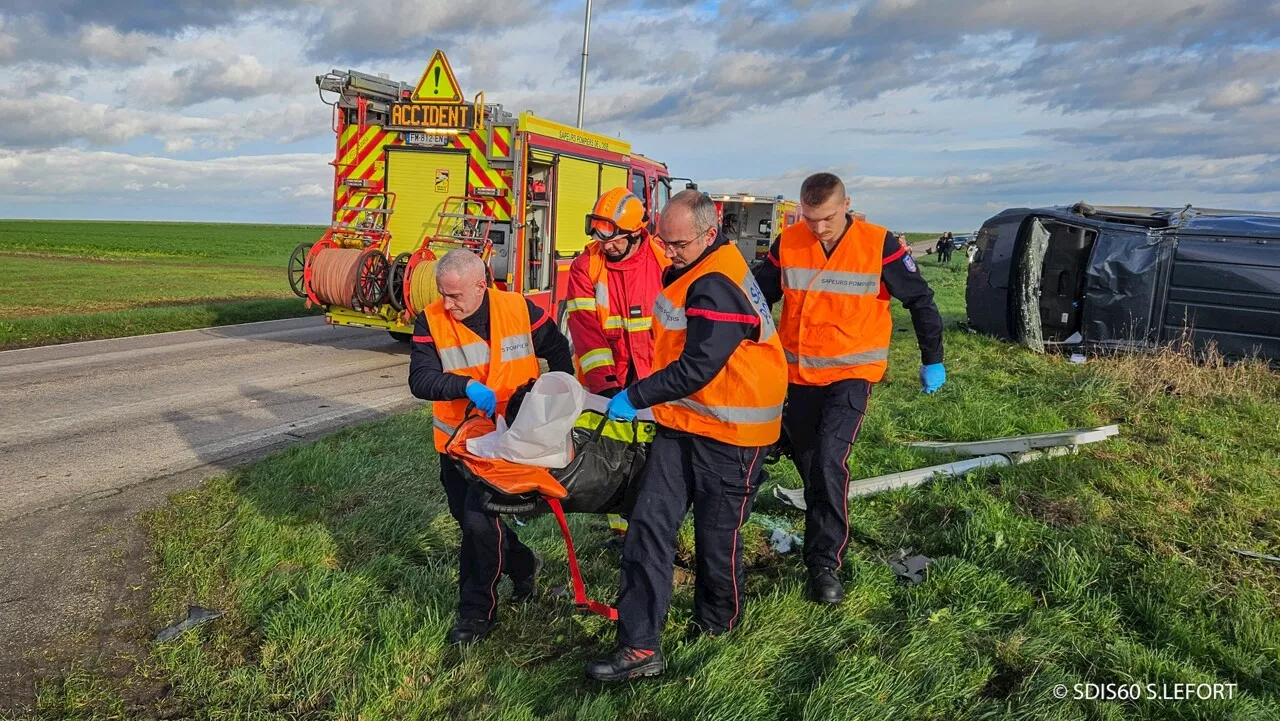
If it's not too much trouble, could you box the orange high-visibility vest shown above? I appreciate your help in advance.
[426,289,541,451]
[778,218,893,385]
[650,243,787,447]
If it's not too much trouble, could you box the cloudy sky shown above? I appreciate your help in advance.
[1,0,1277,230]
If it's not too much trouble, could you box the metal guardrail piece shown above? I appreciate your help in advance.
[771,425,1120,510]
[906,425,1120,456]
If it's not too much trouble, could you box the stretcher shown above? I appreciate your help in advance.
[444,404,655,620]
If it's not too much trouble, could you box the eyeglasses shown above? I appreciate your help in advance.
[658,226,712,252]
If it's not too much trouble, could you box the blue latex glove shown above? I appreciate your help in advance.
[920,363,946,394]
[605,390,638,421]
[465,380,497,417]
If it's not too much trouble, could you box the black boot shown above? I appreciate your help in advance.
[807,567,844,605]
[510,551,543,603]
[446,617,494,645]
[585,646,664,682]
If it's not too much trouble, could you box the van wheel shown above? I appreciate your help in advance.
[389,331,412,343]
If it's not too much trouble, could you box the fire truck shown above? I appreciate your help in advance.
[287,50,687,341]
[707,193,800,261]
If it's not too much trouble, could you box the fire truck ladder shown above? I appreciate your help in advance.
[433,196,500,261]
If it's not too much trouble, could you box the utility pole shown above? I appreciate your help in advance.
[576,0,592,128]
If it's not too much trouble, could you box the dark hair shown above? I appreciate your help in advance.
[800,173,845,207]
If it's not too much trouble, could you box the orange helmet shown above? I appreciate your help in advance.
[585,187,647,241]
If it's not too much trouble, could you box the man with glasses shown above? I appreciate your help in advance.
[586,190,787,682]
[753,173,946,606]
[565,187,669,398]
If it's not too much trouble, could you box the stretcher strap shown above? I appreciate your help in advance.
[545,497,618,621]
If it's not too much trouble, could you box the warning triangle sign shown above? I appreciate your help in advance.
[411,50,464,104]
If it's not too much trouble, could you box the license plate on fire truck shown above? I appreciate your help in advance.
[405,132,450,147]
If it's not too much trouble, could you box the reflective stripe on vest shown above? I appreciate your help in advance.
[426,289,540,452]
[782,267,880,296]
[653,294,686,331]
[668,397,784,425]
[438,341,490,371]
[433,416,456,436]
[784,347,889,369]
[778,218,894,385]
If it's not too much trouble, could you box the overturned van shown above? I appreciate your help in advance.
[966,203,1280,360]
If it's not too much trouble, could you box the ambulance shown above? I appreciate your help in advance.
[287,50,686,341]
[707,193,799,261]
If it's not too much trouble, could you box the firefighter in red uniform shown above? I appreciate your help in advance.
[754,173,947,605]
[565,187,670,397]
[586,190,787,682]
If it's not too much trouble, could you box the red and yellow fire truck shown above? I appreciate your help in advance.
[287,50,688,341]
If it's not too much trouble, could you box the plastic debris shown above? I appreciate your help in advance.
[154,605,223,643]
[769,528,803,554]
[752,513,804,554]
[885,549,932,585]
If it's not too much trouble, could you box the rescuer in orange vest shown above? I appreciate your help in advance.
[585,190,788,682]
[754,173,946,605]
[565,187,670,397]
[407,249,575,645]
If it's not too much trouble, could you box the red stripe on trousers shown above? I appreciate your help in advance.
[727,446,762,631]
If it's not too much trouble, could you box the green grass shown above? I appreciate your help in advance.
[18,261,1280,720]
[0,220,325,349]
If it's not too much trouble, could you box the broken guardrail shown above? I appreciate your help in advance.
[773,425,1120,510]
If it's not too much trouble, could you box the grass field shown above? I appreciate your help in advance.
[19,262,1280,720]
[0,220,325,349]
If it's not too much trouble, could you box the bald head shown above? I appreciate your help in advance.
[435,249,488,320]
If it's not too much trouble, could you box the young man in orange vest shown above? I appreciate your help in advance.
[586,190,788,682]
[565,187,670,397]
[754,173,946,605]
[407,249,574,645]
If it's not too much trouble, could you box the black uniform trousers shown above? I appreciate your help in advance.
[783,379,872,572]
[617,426,767,650]
[439,456,539,622]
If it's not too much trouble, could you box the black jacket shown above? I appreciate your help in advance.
[753,218,944,365]
[407,293,574,401]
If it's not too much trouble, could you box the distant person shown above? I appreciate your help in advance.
[936,232,954,264]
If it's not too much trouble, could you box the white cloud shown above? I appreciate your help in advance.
[0,147,331,221]
[76,25,161,64]
[284,183,329,198]
[1200,79,1268,112]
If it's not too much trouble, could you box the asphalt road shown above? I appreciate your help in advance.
[0,316,420,522]
[0,317,422,704]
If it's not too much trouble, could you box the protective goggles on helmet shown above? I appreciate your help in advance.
[585,214,642,242]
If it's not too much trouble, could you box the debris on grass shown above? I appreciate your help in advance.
[1230,548,1280,565]
[153,605,223,644]
[885,549,933,585]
